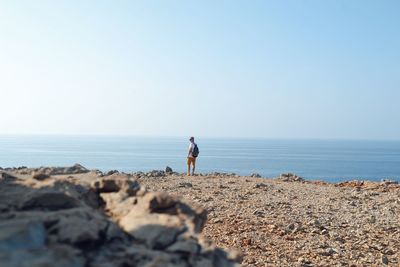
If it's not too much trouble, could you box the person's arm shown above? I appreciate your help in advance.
[188,144,193,157]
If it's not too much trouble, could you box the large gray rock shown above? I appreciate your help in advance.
[32,171,50,181]
[47,208,109,245]
[20,192,80,211]
[64,164,89,174]
[128,192,207,233]
[91,175,140,196]
[0,245,85,267]
[166,239,200,254]
[120,213,185,249]
[0,172,16,180]
[0,220,46,251]
[32,164,90,176]
[118,191,208,251]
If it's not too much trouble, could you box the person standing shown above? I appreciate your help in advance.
[187,136,199,176]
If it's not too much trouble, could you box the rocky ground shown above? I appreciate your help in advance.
[1,165,399,266]
[137,171,400,267]
[0,165,240,267]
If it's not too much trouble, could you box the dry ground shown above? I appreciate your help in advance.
[138,174,400,267]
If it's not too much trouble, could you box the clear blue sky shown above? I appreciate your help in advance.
[0,1,399,139]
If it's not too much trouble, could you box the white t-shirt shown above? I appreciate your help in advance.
[188,142,196,157]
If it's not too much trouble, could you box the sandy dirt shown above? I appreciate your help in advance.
[138,173,400,266]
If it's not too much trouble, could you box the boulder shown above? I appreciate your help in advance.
[32,171,50,181]
[100,192,138,219]
[91,175,140,196]
[0,172,16,180]
[48,210,108,245]
[119,192,207,234]
[165,166,173,174]
[0,245,85,267]
[32,164,90,176]
[0,220,46,251]
[166,239,200,254]
[120,213,185,249]
[106,170,119,176]
[277,173,305,182]
[20,192,80,211]
[64,164,90,174]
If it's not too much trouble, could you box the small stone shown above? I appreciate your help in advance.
[254,183,268,189]
[381,255,389,265]
[212,218,223,223]
[165,166,173,174]
[321,229,329,235]
[178,182,193,188]
[319,248,337,256]
[285,223,296,234]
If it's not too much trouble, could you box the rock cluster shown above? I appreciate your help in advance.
[9,164,90,176]
[0,166,239,267]
[277,173,305,182]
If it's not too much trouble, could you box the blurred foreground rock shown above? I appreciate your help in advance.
[0,165,240,267]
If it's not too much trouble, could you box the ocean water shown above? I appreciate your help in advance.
[0,135,399,183]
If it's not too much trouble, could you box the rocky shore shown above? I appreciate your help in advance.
[1,165,400,266]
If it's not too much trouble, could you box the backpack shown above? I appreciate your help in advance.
[192,144,199,157]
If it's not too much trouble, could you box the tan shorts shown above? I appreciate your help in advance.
[187,157,196,166]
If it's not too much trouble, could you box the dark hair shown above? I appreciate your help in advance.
[190,136,194,141]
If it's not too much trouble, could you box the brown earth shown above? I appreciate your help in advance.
[138,172,400,267]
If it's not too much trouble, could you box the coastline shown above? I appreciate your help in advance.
[1,165,399,266]
[1,135,400,183]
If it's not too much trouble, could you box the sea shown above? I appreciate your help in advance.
[1,135,399,183]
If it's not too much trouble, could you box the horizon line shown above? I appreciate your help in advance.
[0,133,399,142]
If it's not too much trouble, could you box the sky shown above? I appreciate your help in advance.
[0,1,399,140]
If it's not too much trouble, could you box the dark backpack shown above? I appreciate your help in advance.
[192,144,199,157]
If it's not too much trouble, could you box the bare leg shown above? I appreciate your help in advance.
[187,157,191,176]
[192,163,196,176]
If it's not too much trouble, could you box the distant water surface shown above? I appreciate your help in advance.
[0,135,399,183]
